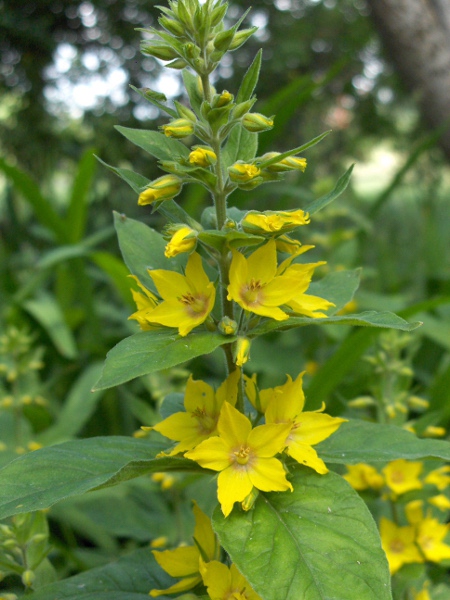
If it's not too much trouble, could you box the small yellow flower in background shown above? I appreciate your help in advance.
[416,517,450,563]
[152,370,240,455]
[242,112,274,133]
[261,152,307,172]
[185,402,293,517]
[343,464,385,491]
[150,502,220,597]
[379,517,423,574]
[228,162,261,184]
[200,559,262,600]
[235,337,251,367]
[227,240,328,321]
[161,118,195,138]
[382,459,423,496]
[188,146,217,167]
[138,174,183,206]
[164,226,197,258]
[151,536,168,548]
[336,299,358,315]
[143,252,216,337]
[151,472,176,490]
[428,494,450,511]
[425,465,450,490]
[128,275,159,331]
[423,425,446,438]
[264,372,346,474]
[241,209,310,235]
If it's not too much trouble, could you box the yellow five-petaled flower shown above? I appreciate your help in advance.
[185,402,293,517]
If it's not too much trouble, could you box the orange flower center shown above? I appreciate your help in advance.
[389,539,405,554]
[390,470,405,484]
[233,444,251,465]
[241,279,264,306]
[180,292,208,317]
[191,407,216,435]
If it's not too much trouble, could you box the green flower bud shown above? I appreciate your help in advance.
[159,16,185,37]
[22,570,35,588]
[140,43,179,61]
[213,28,235,52]
[161,118,195,138]
[241,488,259,511]
[174,101,197,122]
[140,88,167,103]
[138,175,183,206]
[228,27,258,51]
[183,42,201,60]
[211,3,228,27]
[242,112,274,133]
[165,57,188,69]
[218,317,238,336]
[232,99,257,119]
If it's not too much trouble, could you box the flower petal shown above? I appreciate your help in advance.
[248,422,291,457]
[217,402,252,447]
[152,546,199,577]
[290,412,346,446]
[286,441,328,474]
[184,376,215,413]
[217,465,253,516]
[185,436,230,471]
[248,457,293,492]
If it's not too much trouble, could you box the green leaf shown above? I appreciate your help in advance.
[93,330,235,391]
[236,49,262,103]
[115,126,190,161]
[182,69,203,115]
[113,211,185,291]
[308,268,361,315]
[0,436,198,519]
[0,156,67,242]
[91,251,135,306]
[130,83,178,118]
[97,157,150,193]
[198,229,264,251]
[38,363,105,445]
[304,164,354,215]
[317,419,450,463]
[250,310,422,337]
[66,148,97,243]
[222,124,258,168]
[213,469,392,600]
[26,547,174,599]
[22,291,78,359]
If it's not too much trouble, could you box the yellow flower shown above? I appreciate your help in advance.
[200,559,262,600]
[227,240,323,321]
[425,465,450,490]
[161,118,195,138]
[382,459,423,496]
[235,337,251,367]
[228,162,261,183]
[241,209,310,234]
[343,464,385,491]
[379,517,423,574]
[143,252,216,336]
[165,226,197,258]
[150,502,220,597]
[261,152,307,172]
[185,402,293,517]
[428,494,450,511]
[264,372,346,474]
[242,112,274,132]
[152,370,240,455]
[189,146,217,167]
[138,174,183,206]
[275,235,305,255]
[416,517,450,563]
[128,274,159,331]
[423,425,446,437]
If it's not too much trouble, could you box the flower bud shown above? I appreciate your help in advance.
[407,395,429,411]
[347,396,376,409]
[218,317,238,336]
[262,152,307,172]
[212,90,234,108]
[235,337,251,367]
[161,118,195,139]
[138,175,183,206]
[228,27,258,51]
[164,226,197,258]
[22,570,35,588]
[211,3,227,27]
[189,146,217,167]
[159,16,185,37]
[183,42,201,60]
[141,43,179,61]
[213,29,235,52]
[242,112,274,133]
[228,163,261,184]
[241,209,310,234]
[232,99,256,119]
[174,101,197,122]
[423,426,446,438]
[166,58,189,69]
[241,488,259,511]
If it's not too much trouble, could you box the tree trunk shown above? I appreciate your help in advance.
[367,0,450,159]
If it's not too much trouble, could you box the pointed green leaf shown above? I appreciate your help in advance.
[0,157,67,242]
[236,49,262,103]
[250,310,422,337]
[255,130,331,168]
[22,291,78,359]
[213,469,392,600]
[317,419,450,464]
[222,124,258,168]
[115,126,190,161]
[0,437,198,519]
[304,164,354,215]
[130,83,178,118]
[93,330,235,391]
[66,148,97,243]
[182,69,203,115]
[26,547,175,599]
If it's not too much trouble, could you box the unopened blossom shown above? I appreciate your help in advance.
[228,163,261,184]
[241,209,310,234]
[185,402,292,517]
[150,503,220,597]
[380,517,423,574]
[264,372,346,474]
[161,118,195,138]
[242,112,274,133]
[200,559,262,600]
[143,252,216,336]
[189,146,217,167]
[164,226,197,258]
[151,369,240,455]
[261,151,307,172]
[138,174,183,206]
